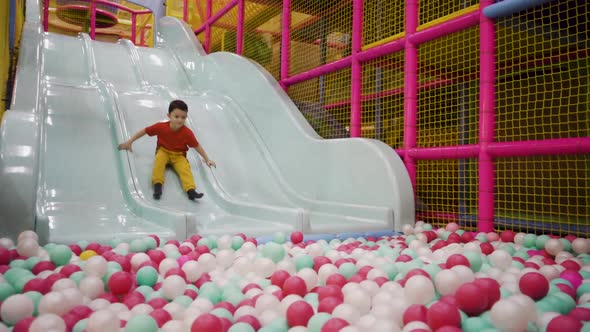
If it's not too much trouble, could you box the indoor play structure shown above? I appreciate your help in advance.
[0,0,414,244]
[0,0,588,242]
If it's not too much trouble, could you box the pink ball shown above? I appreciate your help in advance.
[560,270,583,289]
[147,249,166,265]
[108,271,134,296]
[148,235,161,247]
[480,242,494,255]
[546,315,583,332]
[236,315,261,330]
[486,232,500,242]
[447,233,462,244]
[164,267,187,281]
[69,305,93,319]
[321,317,349,332]
[473,278,501,310]
[455,282,488,316]
[12,317,35,332]
[178,246,192,255]
[519,272,549,301]
[0,247,11,265]
[270,270,291,288]
[191,313,222,332]
[68,244,82,257]
[317,285,343,301]
[500,230,515,243]
[396,254,413,262]
[62,313,81,331]
[213,301,236,315]
[150,308,172,327]
[60,264,82,277]
[165,239,180,247]
[242,283,262,294]
[313,256,331,271]
[437,326,463,332]
[282,276,308,297]
[290,231,304,244]
[555,283,576,300]
[148,298,168,310]
[568,307,590,322]
[177,255,191,267]
[403,304,428,324]
[445,223,459,232]
[286,301,314,327]
[184,289,198,300]
[561,260,581,271]
[32,261,56,275]
[22,278,50,294]
[427,301,461,331]
[318,296,343,314]
[446,254,470,269]
[460,232,474,243]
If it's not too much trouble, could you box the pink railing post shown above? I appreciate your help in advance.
[236,0,245,55]
[90,0,96,39]
[43,0,49,31]
[478,0,496,233]
[183,0,189,22]
[403,0,419,196]
[280,0,291,90]
[350,0,363,138]
[205,0,212,52]
[131,13,137,45]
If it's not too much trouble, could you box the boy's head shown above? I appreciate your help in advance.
[167,100,189,130]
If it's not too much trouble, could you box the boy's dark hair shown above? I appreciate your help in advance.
[169,100,188,113]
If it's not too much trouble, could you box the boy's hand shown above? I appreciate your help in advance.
[118,142,133,152]
[206,159,216,168]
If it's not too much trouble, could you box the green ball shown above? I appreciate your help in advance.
[559,238,572,252]
[145,291,164,301]
[73,318,88,332]
[405,235,418,244]
[109,238,122,248]
[24,291,42,316]
[69,271,85,285]
[211,307,234,322]
[535,235,550,250]
[143,237,157,250]
[49,244,72,266]
[207,236,219,249]
[129,239,147,253]
[462,317,492,332]
[136,266,158,287]
[124,314,158,332]
[441,231,452,240]
[577,283,590,298]
[338,262,357,280]
[135,285,154,298]
[231,236,245,250]
[523,234,537,248]
[229,322,256,332]
[199,282,222,304]
[107,261,123,272]
[307,312,332,332]
[463,251,483,272]
[0,283,16,301]
[499,244,515,255]
[173,295,193,308]
[423,223,433,230]
[24,257,42,270]
[475,233,488,243]
[272,232,287,244]
[165,250,180,259]
[262,242,285,263]
[295,255,314,271]
[9,259,27,269]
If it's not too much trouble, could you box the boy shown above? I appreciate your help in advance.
[118,100,216,200]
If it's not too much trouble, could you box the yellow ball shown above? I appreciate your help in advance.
[80,250,97,260]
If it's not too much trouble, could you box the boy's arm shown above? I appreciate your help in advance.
[118,128,147,152]
[193,145,216,167]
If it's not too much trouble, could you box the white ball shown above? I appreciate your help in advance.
[404,275,435,305]
[86,309,120,332]
[79,276,105,299]
[544,239,564,256]
[161,320,184,332]
[344,289,372,315]
[181,260,201,282]
[401,321,430,332]
[572,238,589,254]
[254,258,276,278]
[130,253,150,272]
[234,305,257,319]
[259,309,280,326]
[0,238,14,249]
[88,298,111,311]
[0,294,34,325]
[29,314,66,332]
[189,297,213,312]
[16,238,39,257]
[434,269,461,296]
[60,287,84,310]
[39,291,68,316]
[51,278,77,292]
[332,303,361,324]
[159,258,180,276]
[490,298,529,332]
[163,302,186,320]
[296,268,318,291]
[18,230,39,242]
[318,264,339,284]
[255,294,281,313]
[83,256,108,277]
[489,250,512,270]
[217,235,233,249]
[161,275,187,300]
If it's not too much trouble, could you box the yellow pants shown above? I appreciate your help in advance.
[152,147,196,192]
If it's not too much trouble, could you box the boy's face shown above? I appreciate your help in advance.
[168,108,188,130]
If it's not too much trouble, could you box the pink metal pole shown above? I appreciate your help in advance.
[350,0,363,138]
[478,0,496,233]
[131,14,137,45]
[195,0,238,34]
[410,145,481,159]
[183,0,189,22]
[43,0,49,32]
[282,57,352,87]
[488,137,590,157]
[90,0,96,39]
[280,0,292,88]
[403,0,418,197]
[409,10,479,45]
[237,0,245,55]
[205,0,212,52]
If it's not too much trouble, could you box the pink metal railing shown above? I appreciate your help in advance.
[42,0,152,46]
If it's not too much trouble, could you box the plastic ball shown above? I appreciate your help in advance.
[322,317,349,332]
[403,304,428,324]
[426,301,461,330]
[108,271,134,295]
[190,313,223,332]
[546,315,583,332]
[404,275,435,305]
[282,276,307,297]
[455,282,488,316]
[519,272,549,301]
[1,294,34,325]
[490,298,529,332]
[286,301,315,327]
[291,232,304,245]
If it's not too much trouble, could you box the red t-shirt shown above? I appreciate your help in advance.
[145,121,199,153]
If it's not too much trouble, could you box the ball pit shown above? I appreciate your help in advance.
[0,224,588,331]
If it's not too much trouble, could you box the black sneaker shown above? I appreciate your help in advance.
[187,189,204,200]
[153,183,162,200]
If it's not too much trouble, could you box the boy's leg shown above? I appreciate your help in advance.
[152,148,170,191]
[170,154,202,200]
